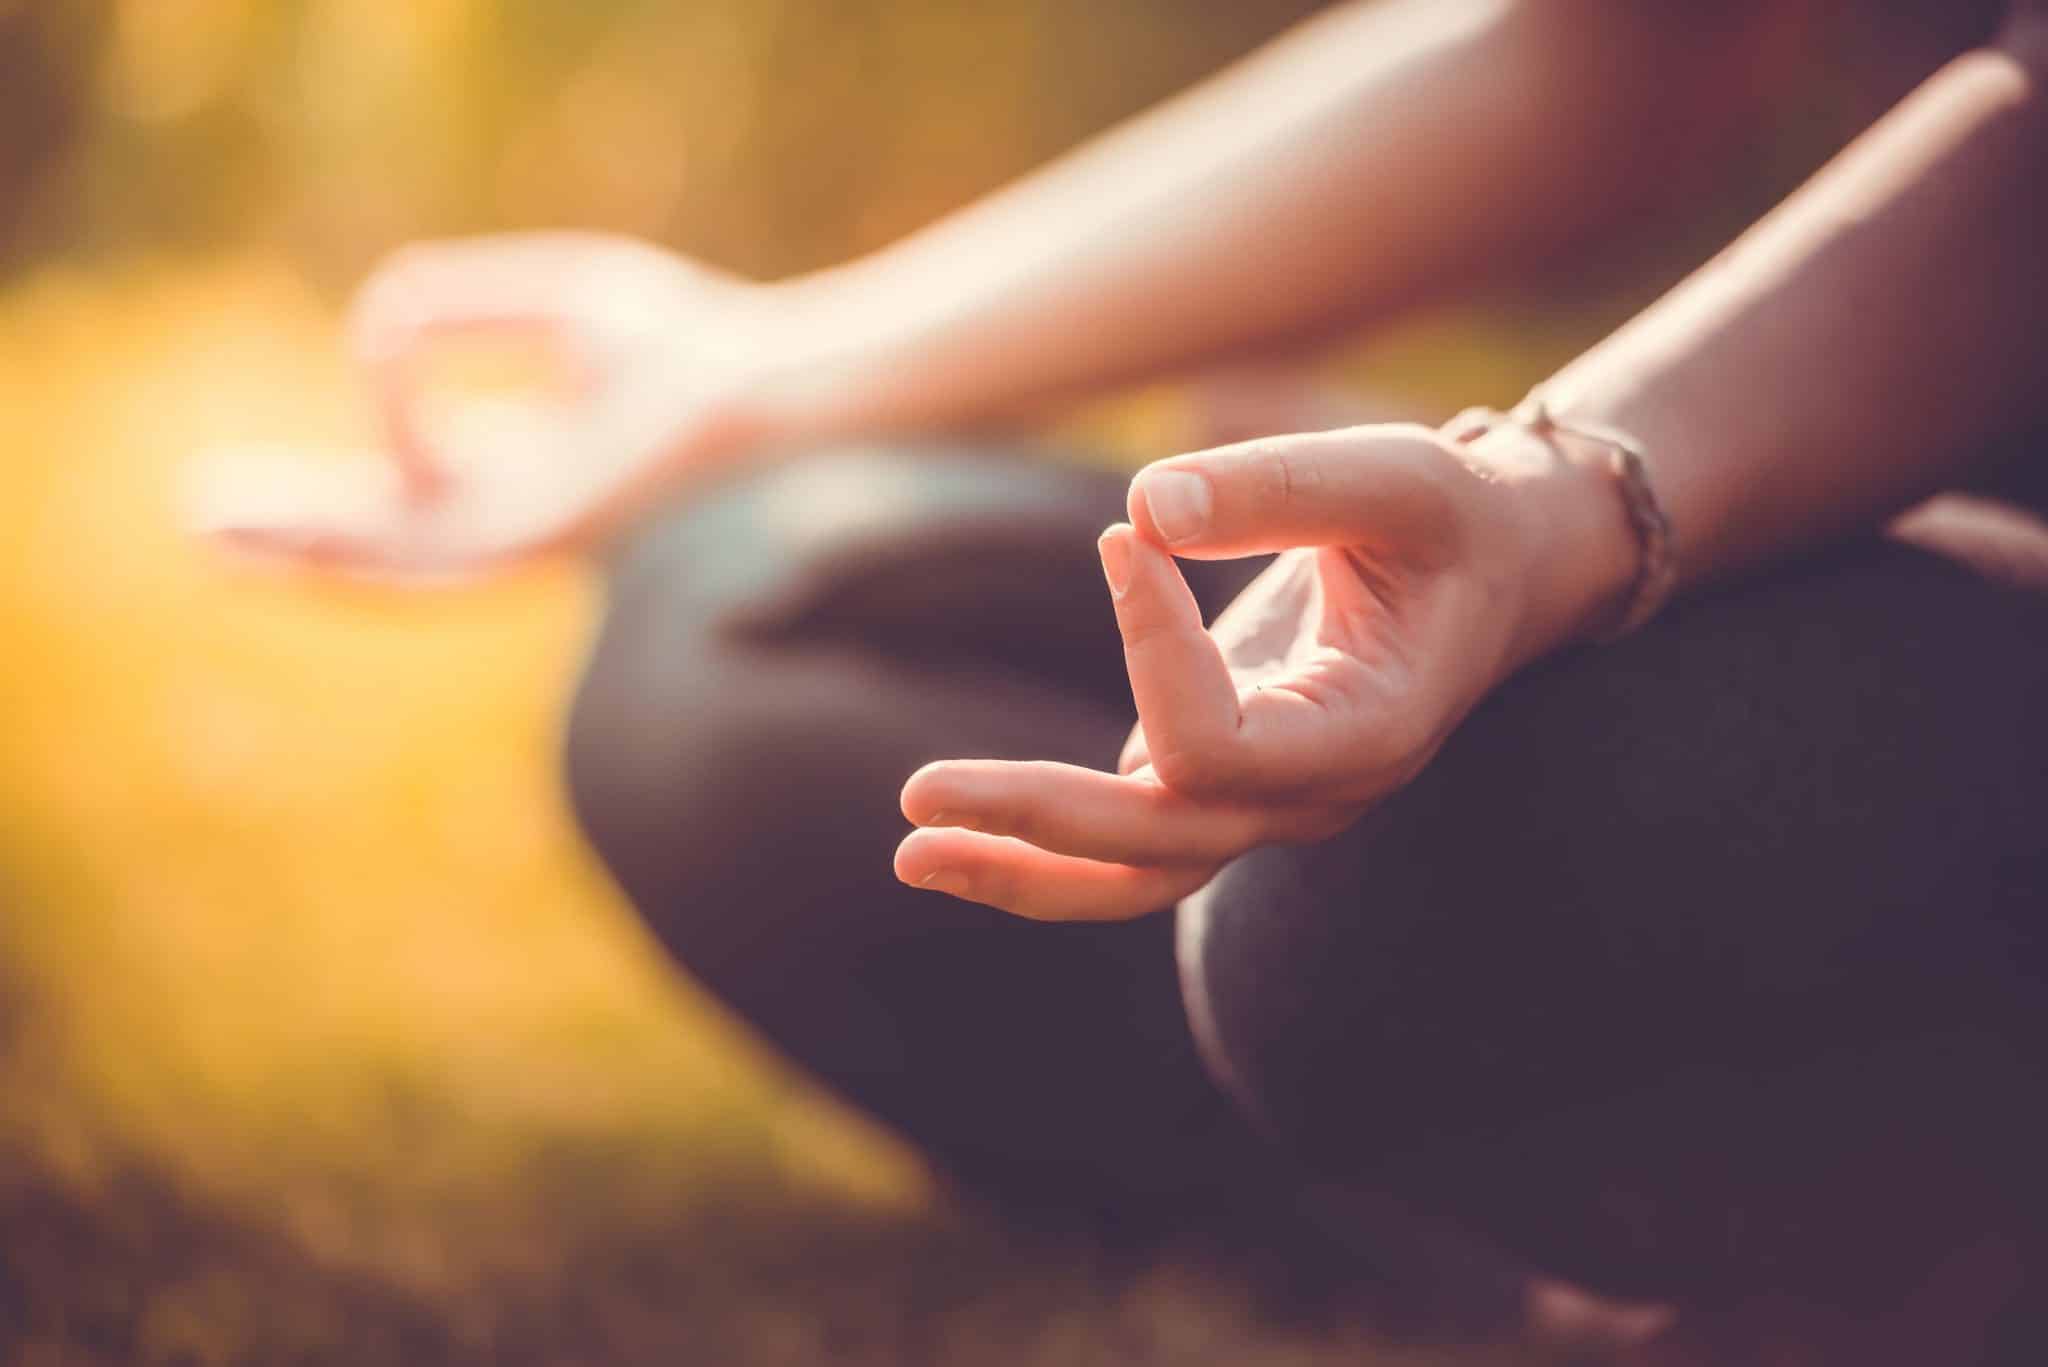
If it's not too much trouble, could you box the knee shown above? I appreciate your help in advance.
[561,525,743,920]
[1173,542,2048,1305]
[1175,839,1423,1161]
[562,454,841,915]
[1175,542,2048,1159]
[563,444,1088,947]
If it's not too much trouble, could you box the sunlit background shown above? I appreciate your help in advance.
[0,2,1849,1362]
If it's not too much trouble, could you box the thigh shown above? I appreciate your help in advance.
[567,444,1274,1222]
[1181,534,2048,1308]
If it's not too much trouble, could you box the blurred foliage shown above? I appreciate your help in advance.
[3,0,1326,282]
[0,0,1865,1361]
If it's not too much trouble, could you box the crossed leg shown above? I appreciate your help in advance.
[567,442,2048,1355]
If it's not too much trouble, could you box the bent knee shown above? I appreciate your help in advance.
[1174,840,1413,1162]
[1174,541,2048,1303]
[562,452,867,912]
[564,446,968,856]
[565,444,1127,948]
[1180,542,2048,1142]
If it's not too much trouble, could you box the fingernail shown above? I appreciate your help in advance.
[920,810,963,828]
[916,871,968,897]
[1136,469,1210,544]
[1098,529,1132,598]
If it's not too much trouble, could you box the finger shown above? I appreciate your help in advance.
[893,827,1214,923]
[1100,524,1251,797]
[901,759,1270,866]
[1116,723,1149,775]
[183,445,479,579]
[1127,423,1451,559]
[348,237,607,498]
[1115,541,1418,803]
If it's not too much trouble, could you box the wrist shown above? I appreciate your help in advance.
[737,263,938,448]
[1454,419,1644,670]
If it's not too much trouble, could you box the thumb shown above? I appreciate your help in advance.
[1126,422,1446,559]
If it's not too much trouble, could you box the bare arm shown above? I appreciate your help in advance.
[199,0,1803,572]
[896,13,2048,921]
[768,0,1795,437]
[1525,8,2048,632]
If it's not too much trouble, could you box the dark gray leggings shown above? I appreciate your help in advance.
[564,444,2048,1321]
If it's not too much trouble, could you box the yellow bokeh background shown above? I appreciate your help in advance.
[0,256,926,1281]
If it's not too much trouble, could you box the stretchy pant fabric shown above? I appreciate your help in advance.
[564,442,2048,1328]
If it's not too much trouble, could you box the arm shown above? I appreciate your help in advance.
[196,0,1801,574]
[1529,10,2048,614]
[895,16,2048,920]
[772,0,1796,436]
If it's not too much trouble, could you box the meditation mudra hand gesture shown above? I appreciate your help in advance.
[896,422,1631,922]
[194,232,799,574]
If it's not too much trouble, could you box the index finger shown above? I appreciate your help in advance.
[1099,524,1249,797]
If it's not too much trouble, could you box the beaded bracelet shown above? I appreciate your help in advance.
[1447,395,1677,641]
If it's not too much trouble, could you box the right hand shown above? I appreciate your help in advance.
[190,232,827,578]
[896,419,1640,921]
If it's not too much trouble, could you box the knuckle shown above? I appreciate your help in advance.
[1148,747,1207,793]
[996,801,1048,848]
[1115,614,1173,651]
[1151,745,1236,799]
[1241,439,1306,514]
[1268,445,1302,513]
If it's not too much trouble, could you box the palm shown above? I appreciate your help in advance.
[1128,541,1463,805]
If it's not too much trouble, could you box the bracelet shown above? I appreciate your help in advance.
[1447,395,1677,642]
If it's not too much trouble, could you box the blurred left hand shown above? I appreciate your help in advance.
[185,232,818,579]
[894,421,1629,921]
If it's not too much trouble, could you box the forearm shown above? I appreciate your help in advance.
[763,0,1780,440]
[1532,17,2048,621]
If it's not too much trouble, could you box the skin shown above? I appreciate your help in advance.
[194,1,2047,912]
[898,11,2048,920]
[195,0,1803,569]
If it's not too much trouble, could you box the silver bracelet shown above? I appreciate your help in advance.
[1448,395,1677,641]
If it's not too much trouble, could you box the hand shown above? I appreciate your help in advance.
[894,421,1635,921]
[189,232,829,577]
